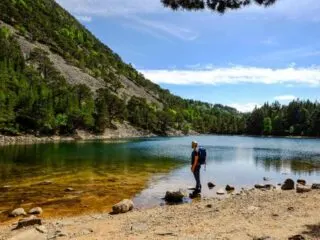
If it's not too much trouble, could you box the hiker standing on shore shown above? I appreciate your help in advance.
[191,141,201,193]
[191,141,207,195]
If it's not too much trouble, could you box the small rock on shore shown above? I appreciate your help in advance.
[28,207,43,215]
[16,216,42,229]
[216,189,225,195]
[296,185,311,193]
[112,199,134,214]
[311,183,320,189]
[10,208,26,217]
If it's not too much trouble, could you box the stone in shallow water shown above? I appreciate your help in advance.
[164,191,184,203]
[112,199,134,214]
[207,182,215,189]
[225,185,235,191]
[297,179,306,185]
[29,207,43,215]
[281,178,295,190]
[64,187,74,192]
[33,180,53,186]
[254,184,265,189]
[10,208,26,217]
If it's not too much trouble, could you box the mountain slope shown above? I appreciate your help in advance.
[0,0,245,136]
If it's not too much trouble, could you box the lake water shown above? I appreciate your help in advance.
[0,135,320,221]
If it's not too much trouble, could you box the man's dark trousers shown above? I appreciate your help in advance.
[193,165,201,192]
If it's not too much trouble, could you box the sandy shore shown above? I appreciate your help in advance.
[1,188,319,240]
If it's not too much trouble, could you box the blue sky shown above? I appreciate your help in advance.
[57,0,320,112]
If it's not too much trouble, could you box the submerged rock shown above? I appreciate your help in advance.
[0,185,10,192]
[264,184,275,189]
[16,216,42,229]
[254,184,265,189]
[297,179,306,185]
[225,185,235,191]
[281,178,295,190]
[311,183,320,189]
[10,208,27,217]
[65,187,74,192]
[33,180,53,186]
[296,185,312,193]
[207,182,215,189]
[263,177,271,181]
[29,207,43,215]
[112,199,134,214]
[164,191,184,203]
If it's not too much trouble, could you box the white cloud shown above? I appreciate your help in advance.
[140,65,320,86]
[75,15,92,22]
[274,95,297,101]
[229,103,261,113]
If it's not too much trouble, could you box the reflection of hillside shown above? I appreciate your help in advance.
[254,155,320,174]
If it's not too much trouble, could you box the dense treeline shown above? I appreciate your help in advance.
[0,0,319,137]
[247,101,320,137]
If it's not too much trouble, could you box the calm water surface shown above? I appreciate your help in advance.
[0,135,319,220]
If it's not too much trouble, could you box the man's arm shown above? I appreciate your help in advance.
[191,155,199,172]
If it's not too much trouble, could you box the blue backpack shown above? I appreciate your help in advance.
[198,147,207,165]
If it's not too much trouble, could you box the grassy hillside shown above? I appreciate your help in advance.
[0,0,319,137]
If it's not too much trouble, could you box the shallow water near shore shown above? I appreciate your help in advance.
[0,135,320,222]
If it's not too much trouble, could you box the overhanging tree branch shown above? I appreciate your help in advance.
[161,0,278,13]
